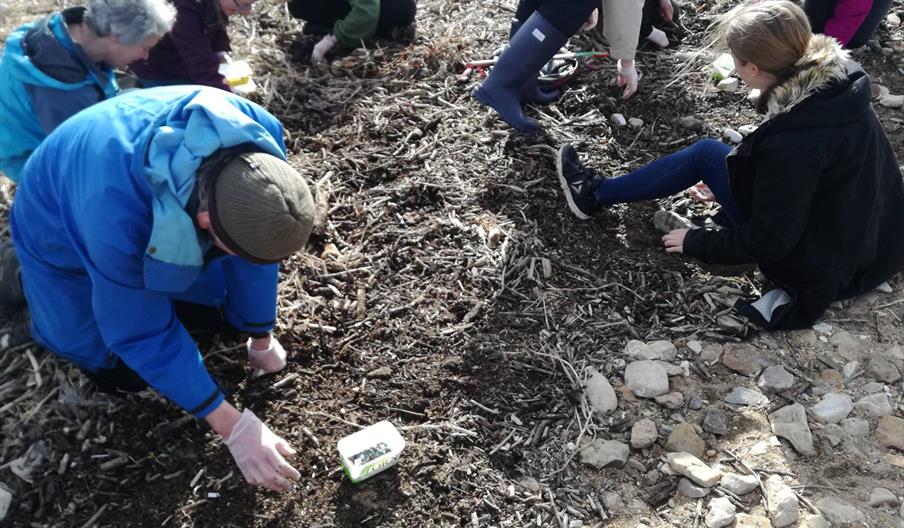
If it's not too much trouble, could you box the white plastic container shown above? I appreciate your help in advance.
[337,420,405,483]
[711,53,735,81]
[218,60,256,95]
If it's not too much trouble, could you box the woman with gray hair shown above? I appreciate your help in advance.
[0,0,176,183]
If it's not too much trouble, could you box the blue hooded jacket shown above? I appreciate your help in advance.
[0,8,117,182]
[11,86,288,417]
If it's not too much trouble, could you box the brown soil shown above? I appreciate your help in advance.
[1,0,903,527]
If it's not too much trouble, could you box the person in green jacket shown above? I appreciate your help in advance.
[287,0,417,64]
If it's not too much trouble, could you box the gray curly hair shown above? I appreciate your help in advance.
[85,0,177,45]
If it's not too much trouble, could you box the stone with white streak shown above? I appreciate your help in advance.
[765,474,799,528]
[769,403,815,455]
[811,393,853,423]
[665,452,723,487]
[624,360,669,398]
[721,472,759,495]
[585,367,617,415]
[705,496,737,528]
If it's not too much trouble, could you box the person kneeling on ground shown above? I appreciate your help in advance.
[640,0,679,48]
[287,0,417,64]
[130,0,259,91]
[471,0,644,134]
[9,85,315,492]
[555,0,904,330]
[804,0,894,49]
[0,0,176,182]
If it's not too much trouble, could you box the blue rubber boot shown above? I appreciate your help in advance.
[509,19,561,105]
[472,12,568,132]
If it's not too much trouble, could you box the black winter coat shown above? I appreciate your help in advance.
[683,35,904,330]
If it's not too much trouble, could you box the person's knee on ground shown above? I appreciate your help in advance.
[0,240,25,317]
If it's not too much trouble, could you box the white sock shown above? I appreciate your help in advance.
[646,27,669,48]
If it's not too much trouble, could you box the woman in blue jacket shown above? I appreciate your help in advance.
[0,0,176,182]
[11,86,316,492]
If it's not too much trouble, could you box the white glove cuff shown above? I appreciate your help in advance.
[224,409,256,445]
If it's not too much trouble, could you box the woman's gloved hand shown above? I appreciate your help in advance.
[581,8,599,31]
[311,34,338,64]
[247,335,287,374]
[224,409,301,491]
[617,59,639,99]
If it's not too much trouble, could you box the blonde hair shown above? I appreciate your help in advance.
[715,0,811,78]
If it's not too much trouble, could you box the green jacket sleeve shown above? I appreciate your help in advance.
[333,0,380,47]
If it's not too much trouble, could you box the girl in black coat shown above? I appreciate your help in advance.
[556,0,904,330]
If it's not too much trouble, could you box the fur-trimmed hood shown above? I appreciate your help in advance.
[759,34,857,119]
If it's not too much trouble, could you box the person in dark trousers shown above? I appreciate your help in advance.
[0,0,176,182]
[555,0,904,331]
[10,85,316,492]
[804,0,894,48]
[287,0,417,64]
[640,0,679,48]
[130,0,258,91]
[471,0,643,134]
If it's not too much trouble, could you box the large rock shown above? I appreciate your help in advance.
[630,418,659,449]
[721,472,759,495]
[678,477,711,498]
[579,440,630,469]
[721,344,770,377]
[666,452,723,487]
[877,416,904,451]
[585,367,617,415]
[705,496,737,528]
[770,403,815,455]
[765,474,799,527]
[868,487,898,507]
[841,418,870,438]
[811,393,853,423]
[814,497,866,525]
[868,356,902,383]
[854,393,894,417]
[666,423,706,459]
[624,360,669,398]
[758,365,795,393]
[654,391,684,409]
[703,409,728,435]
[649,340,678,361]
[625,340,660,360]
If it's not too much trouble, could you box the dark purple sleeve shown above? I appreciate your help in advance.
[824,0,873,46]
[168,5,232,91]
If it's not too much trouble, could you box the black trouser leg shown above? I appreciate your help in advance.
[803,0,835,33]
[287,0,352,26]
[535,0,600,36]
[374,0,418,36]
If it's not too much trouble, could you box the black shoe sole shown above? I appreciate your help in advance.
[556,145,592,220]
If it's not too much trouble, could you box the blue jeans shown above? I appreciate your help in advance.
[594,139,744,225]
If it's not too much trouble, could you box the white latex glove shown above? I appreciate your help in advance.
[216,51,232,64]
[224,409,301,491]
[581,8,599,31]
[247,336,287,374]
[617,59,639,99]
[311,34,338,65]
